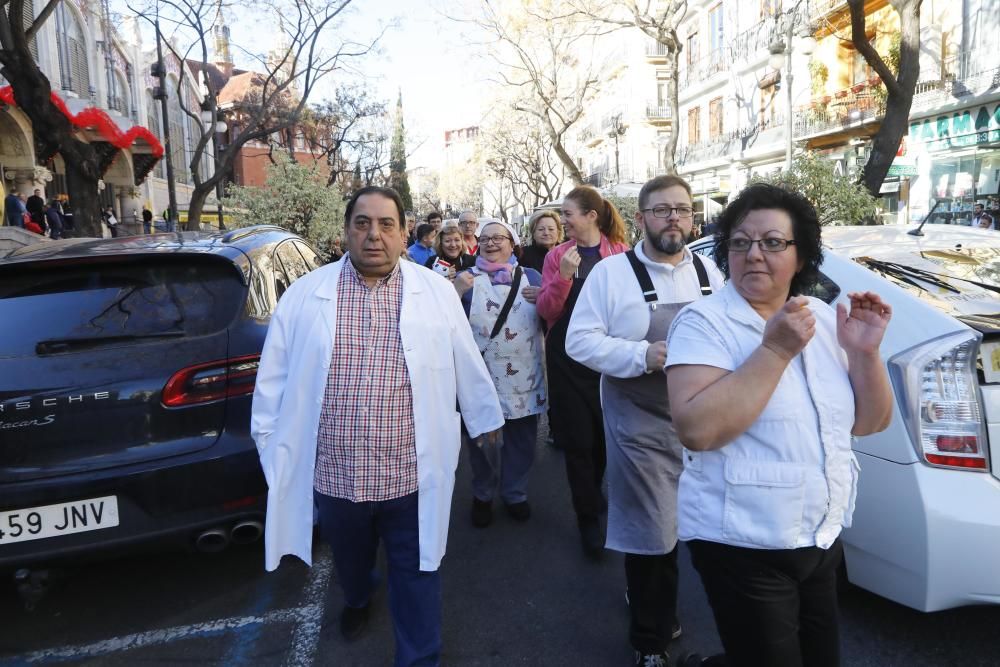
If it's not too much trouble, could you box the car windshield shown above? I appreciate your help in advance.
[854,248,1000,319]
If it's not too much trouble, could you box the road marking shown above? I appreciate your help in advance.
[282,547,333,667]
[9,607,306,664]
[4,547,333,666]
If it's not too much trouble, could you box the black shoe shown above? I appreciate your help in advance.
[471,498,493,528]
[633,650,669,667]
[579,519,604,559]
[677,653,726,667]
[339,603,369,641]
[504,501,531,521]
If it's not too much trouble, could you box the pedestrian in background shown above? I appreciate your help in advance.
[102,206,119,238]
[536,185,630,559]
[519,209,563,274]
[426,210,443,231]
[454,220,545,527]
[424,223,475,278]
[666,183,893,666]
[407,223,437,265]
[142,208,153,234]
[44,200,63,240]
[567,175,724,666]
[4,188,25,227]
[458,210,480,255]
[251,185,503,667]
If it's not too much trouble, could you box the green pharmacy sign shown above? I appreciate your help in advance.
[909,102,1000,152]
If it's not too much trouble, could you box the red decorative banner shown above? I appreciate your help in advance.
[0,86,165,158]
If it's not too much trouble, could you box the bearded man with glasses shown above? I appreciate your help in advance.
[566,175,725,666]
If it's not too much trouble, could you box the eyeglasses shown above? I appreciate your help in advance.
[479,235,512,246]
[459,219,478,226]
[727,237,797,253]
[640,205,694,219]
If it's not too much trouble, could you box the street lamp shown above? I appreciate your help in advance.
[769,1,816,171]
[200,103,229,229]
[607,113,628,184]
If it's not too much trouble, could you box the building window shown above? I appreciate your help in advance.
[761,0,781,17]
[55,3,90,100]
[686,32,699,67]
[688,106,701,145]
[709,97,723,139]
[167,77,189,184]
[147,92,166,179]
[760,83,777,127]
[709,4,725,55]
[657,82,667,107]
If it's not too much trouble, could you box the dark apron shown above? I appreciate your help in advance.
[602,250,711,554]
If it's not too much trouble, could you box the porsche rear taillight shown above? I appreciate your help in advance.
[890,332,989,471]
[161,355,260,407]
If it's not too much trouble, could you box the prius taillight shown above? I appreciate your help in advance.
[161,355,260,407]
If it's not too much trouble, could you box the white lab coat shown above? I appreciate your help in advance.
[251,257,505,572]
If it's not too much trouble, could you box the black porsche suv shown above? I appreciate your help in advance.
[0,227,323,570]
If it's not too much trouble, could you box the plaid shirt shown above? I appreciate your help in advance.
[314,260,418,502]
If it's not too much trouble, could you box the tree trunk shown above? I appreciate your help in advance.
[663,48,680,175]
[0,52,101,237]
[851,0,921,198]
[545,121,584,185]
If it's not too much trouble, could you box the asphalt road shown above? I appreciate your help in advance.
[2,428,999,666]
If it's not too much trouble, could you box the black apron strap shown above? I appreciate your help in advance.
[692,252,713,296]
[625,250,658,304]
[489,266,523,339]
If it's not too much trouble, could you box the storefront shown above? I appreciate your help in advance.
[905,99,1000,225]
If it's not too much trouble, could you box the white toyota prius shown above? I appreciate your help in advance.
[690,223,1000,612]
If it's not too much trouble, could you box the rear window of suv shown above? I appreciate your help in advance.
[0,256,246,356]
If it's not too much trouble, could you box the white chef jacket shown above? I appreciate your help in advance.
[665,283,860,550]
[251,257,504,572]
[566,243,725,377]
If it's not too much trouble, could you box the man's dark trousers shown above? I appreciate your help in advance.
[316,490,441,667]
[625,549,679,654]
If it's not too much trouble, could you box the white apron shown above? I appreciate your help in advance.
[469,272,546,419]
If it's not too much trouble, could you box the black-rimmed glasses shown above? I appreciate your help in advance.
[639,205,694,219]
[727,237,797,253]
[479,235,512,246]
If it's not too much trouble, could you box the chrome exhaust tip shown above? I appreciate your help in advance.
[230,519,264,545]
[194,527,230,553]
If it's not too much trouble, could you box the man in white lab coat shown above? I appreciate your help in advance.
[251,186,504,667]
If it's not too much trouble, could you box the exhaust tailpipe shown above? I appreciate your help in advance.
[194,527,230,553]
[230,519,264,545]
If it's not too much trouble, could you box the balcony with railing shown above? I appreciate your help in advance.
[679,49,728,90]
[911,47,1000,114]
[645,39,669,62]
[793,81,886,139]
[728,17,782,66]
[809,0,848,20]
[645,102,672,124]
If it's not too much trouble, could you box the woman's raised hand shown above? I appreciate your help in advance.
[762,296,815,362]
[837,291,892,356]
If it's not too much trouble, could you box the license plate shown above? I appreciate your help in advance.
[0,496,119,545]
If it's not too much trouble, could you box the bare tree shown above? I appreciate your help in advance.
[481,108,564,214]
[0,0,105,236]
[567,0,688,174]
[128,0,381,229]
[473,0,611,185]
[848,0,921,198]
[297,87,387,186]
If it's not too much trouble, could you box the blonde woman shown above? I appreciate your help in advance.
[519,209,564,274]
[425,223,475,278]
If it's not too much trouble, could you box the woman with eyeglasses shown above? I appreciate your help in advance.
[453,221,545,527]
[425,223,475,279]
[536,185,630,558]
[665,184,894,666]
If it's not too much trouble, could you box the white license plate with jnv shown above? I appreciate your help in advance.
[0,496,119,545]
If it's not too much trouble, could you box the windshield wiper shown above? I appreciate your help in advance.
[864,258,1000,295]
[35,330,186,355]
[858,258,960,294]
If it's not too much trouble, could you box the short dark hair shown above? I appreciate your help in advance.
[426,210,443,222]
[713,183,823,298]
[639,175,693,209]
[344,186,406,228]
[415,223,435,241]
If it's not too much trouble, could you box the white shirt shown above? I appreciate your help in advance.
[665,283,859,550]
[566,243,725,378]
